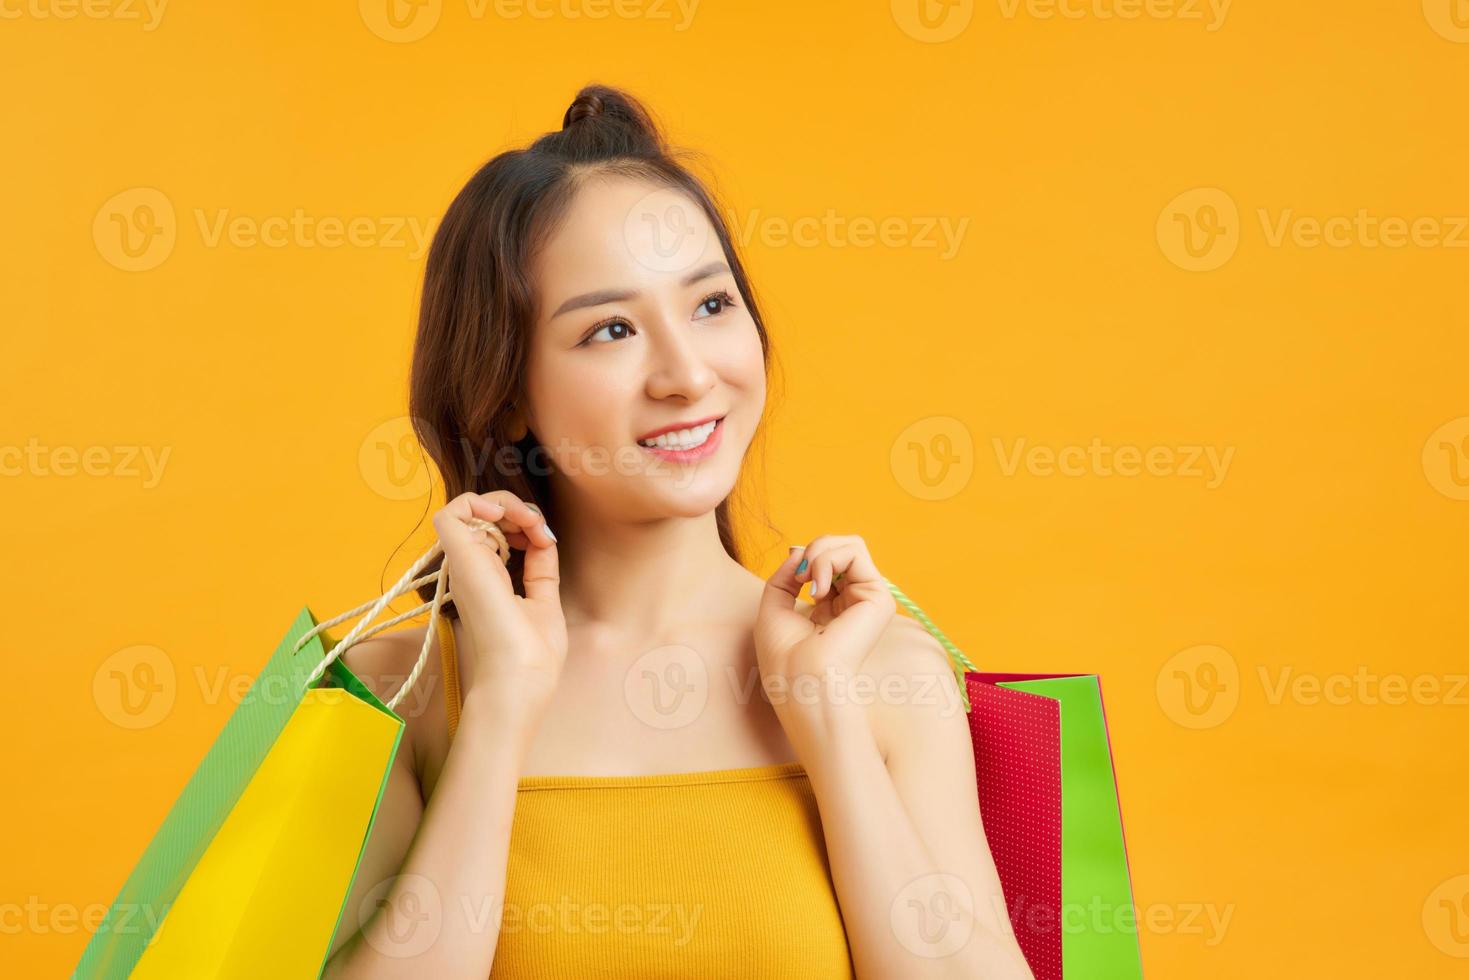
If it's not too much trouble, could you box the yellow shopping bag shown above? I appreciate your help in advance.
[74,523,501,978]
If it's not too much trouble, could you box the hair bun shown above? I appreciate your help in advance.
[553,84,666,157]
[563,92,605,128]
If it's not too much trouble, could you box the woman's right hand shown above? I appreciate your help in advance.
[431,490,566,736]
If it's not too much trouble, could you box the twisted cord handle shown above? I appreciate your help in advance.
[293,519,974,714]
[295,518,510,710]
[886,581,976,713]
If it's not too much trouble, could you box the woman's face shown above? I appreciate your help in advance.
[521,175,766,521]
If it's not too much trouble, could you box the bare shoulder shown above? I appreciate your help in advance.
[336,622,449,774]
[860,614,969,761]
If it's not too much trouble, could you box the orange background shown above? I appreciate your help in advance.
[3,1,1467,975]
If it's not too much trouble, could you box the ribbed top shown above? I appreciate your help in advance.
[516,759,808,791]
[434,615,855,978]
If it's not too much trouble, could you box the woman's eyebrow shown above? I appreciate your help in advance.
[549,260,731,319]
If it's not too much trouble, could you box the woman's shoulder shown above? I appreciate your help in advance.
[337,621,451,769]
[336,622,437,698]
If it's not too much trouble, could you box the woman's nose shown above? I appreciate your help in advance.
[644,319,716,401]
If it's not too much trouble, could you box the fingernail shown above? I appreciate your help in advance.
[796,557,808,575]
[543,522,557,543]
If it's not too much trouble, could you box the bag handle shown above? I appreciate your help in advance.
[293,518,977,714]
[294,517,510,711]
[885,581,977,713]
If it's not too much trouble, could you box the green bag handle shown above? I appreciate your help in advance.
[886,581,978,713]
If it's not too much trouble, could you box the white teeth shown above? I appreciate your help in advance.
[639,419,718,450]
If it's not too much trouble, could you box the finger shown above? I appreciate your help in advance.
[822,549,896,652]
[433,495,517,616]
[796,536,857,599]
[823,542,882,598]
[434,493,502,556]
[519,519,561,607]
[478,491,557,549]
[811,547,853,601]
[793,535,837,584]
[758,549,816,641]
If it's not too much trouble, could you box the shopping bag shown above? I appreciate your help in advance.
[73,519,507,979]
[966,672,1144,980]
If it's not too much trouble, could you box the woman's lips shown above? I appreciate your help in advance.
[637,417,724,462]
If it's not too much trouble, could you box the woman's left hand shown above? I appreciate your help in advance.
[754,535,897,749]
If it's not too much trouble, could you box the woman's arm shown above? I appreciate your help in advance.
[320,638,532,979]
[802,618,1034,979]
[756,539,1034,979]
[323,490,562,976]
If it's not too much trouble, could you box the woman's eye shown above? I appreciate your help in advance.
[585,319,633,345]
[582,290,737,346]
[693,289,738,320]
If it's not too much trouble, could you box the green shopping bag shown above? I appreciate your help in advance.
[73,524,496,978]
[967,672,1144,979]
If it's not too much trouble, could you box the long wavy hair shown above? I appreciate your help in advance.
[401,83,777,617]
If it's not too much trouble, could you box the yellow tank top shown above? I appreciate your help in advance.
[434,615,856,978]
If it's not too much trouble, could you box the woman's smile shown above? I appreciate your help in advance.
[636,415,725,462]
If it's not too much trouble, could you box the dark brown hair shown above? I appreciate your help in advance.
[403,83,776,616]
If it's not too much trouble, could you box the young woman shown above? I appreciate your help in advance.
[322,84,1032,979]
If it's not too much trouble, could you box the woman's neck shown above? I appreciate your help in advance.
[551,504,749,634]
